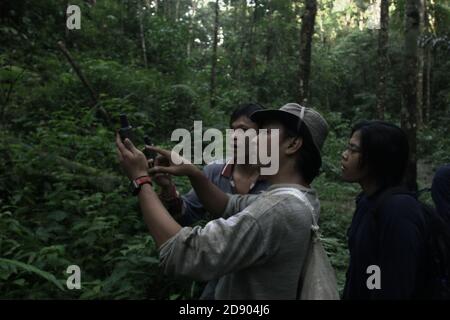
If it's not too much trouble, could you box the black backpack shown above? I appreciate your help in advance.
[371,187,450,300]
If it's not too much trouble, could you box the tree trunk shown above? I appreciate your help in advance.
[265,6,274,64]
[424,46,432,123]
[138,1,148,68]
[401,0,420,191]
[65,0,70,44]
[155,0,159,15]
[423,0,432,124]
[236,0,248,86]
[120,0,125,35]
[416,0,426,128]
[249,0,259,77]
[210,0,219,109]
[163,0,170,19]
[57,41,110,125]
[187,0,197,59]
[57,41,97,105]
[175,0,180,21]
[376,0,389,120]
[297,0,318,105]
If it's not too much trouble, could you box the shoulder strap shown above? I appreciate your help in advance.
[270,187,318,229]
[269,187,318,299]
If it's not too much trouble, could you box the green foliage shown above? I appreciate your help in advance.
[0,257,65,291]
[0,0,448,299]
[0,116,197,299]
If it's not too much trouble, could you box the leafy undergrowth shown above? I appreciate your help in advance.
[1,106,444,299]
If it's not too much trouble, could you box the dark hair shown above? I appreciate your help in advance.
[284,124,322,184]
[351,120,409,189]
[229,103,265,127]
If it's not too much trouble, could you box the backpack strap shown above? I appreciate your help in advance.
[270,187,318,229]
[269,187,318,299]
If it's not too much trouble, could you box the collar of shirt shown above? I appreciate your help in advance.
[220,159,266,190]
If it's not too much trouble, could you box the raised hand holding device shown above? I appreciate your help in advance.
[119,114,134,143]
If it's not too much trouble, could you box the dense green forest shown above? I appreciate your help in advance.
[0,0,449,299]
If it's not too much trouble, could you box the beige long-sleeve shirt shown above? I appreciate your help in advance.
[158,184,320,299]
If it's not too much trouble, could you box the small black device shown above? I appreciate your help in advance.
[144,135,157,160]
[119,114,134,143]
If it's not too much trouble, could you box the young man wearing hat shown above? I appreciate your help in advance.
[115,103,329,299]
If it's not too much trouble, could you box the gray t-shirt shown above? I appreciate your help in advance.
[158,184,320,299]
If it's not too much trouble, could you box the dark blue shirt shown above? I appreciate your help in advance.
[343,191,429,299]
[432,164,450,224]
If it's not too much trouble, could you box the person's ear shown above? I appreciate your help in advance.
[285,136,303,155]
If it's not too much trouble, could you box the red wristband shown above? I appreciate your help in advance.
[131,175,153,196]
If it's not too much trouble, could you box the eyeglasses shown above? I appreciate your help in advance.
[345,143,361,154]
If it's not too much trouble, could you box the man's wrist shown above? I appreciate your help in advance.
[136,182,156,199]
[140,182,154,193]
[130,175,153,196]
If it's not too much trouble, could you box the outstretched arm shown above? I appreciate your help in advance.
[187,166,229,219]
[147,145,229,219]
